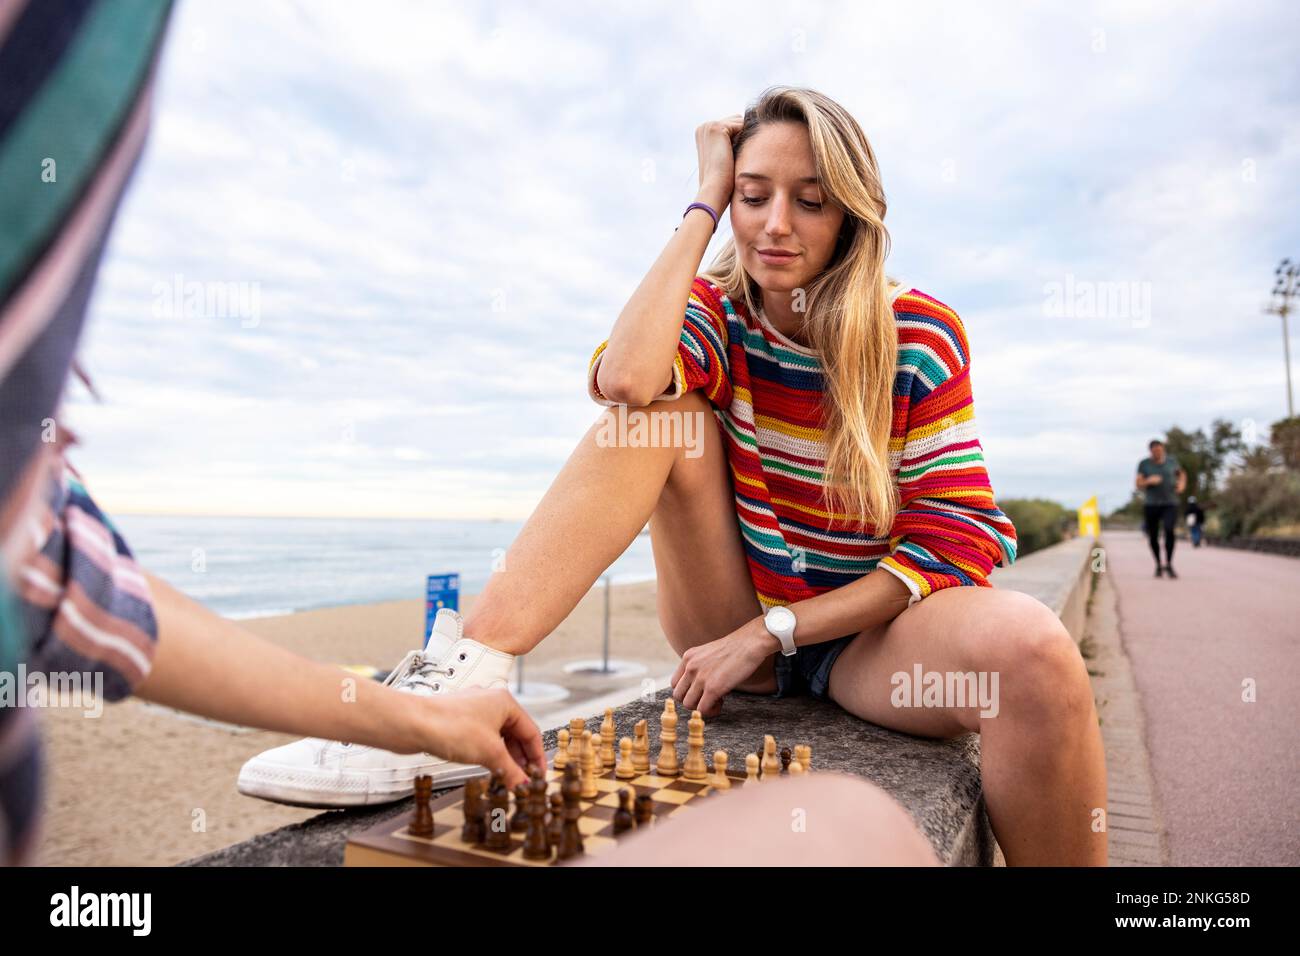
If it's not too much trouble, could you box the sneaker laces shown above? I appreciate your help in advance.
[392,650,454,694]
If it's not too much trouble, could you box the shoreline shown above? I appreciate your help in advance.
[35,577,674,866]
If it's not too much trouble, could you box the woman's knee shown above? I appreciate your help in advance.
[965,591,1090,723]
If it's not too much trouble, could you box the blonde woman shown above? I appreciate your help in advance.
[243,87,1105,866]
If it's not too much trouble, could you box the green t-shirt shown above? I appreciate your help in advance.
[1137,455,1181,506]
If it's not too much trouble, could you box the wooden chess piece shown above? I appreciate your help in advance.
[591,730,605,777]
[461,777,487,842]
[600,707,616,766]
[789,759,805,775]
[710,751,731,791]
[580,730,598,799]
[762,735,781,778]
[682,709,708,782]
[511,782,530,831]
[632,719,650,773]
[616,737,637,779]
[746,753,760,783]
[409,774,434,837]
[522,772,551,860]
[547,791,564,850]
[555,729,570,769]
[558,763,584,860]
[656,699,680,777]
[613,788,634,836]
[568,717,585,767]
[634,793,654,828]
[484,771,512,849]
[795,744,812,772]
[780,746,792,774]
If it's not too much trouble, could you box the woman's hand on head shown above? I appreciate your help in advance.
[695,114,744,210]
[415,687,545,789]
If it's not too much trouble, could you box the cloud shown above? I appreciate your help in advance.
[66,0,1300,519]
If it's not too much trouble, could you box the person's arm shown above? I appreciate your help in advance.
[876,299,1018,608]
[594,118,740,406]
[134,572,545,786]
[1175,468,1187,495]
[1135,469,1149,490]
[672,569,912,716]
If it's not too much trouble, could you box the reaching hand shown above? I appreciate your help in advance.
[417,688,545,789]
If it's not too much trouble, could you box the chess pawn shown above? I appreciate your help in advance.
[600,707,616,766]
[789,759,805,775]
[780,746,792,774]
[710,751,731,791]
[568,717,585,767]
[409,775,434,837]
[656,700,680,777]
[761,735,781,779]
[555,729,570,770]
[613,788,635,835]
[580,730,598,799]
[511,782,530,831]
[682,709,708,782]
[795,744,812,772]
[634,793,655,829]
[547,792,564,849]
[616,737,637,779]
[632,719,650,773]
[746,753,761,783]
[591,733,605,776]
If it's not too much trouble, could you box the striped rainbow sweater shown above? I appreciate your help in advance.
[587,276,1018,611]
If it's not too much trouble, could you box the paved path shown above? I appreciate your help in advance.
[1103,530,1298,865]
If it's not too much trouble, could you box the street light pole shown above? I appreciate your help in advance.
[1266,258,1298,419]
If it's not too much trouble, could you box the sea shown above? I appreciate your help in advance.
[112,515,657,620]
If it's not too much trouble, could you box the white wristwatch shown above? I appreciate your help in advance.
[763,605,798,657]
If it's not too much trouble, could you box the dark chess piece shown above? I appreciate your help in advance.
[634,793,654,828]
[522,772,551,861]
[409,774,434,837]
[511,782,530,832]
[484,770,512,850]
[461,776,487,844]
[613,787,635,836]
[557,762,584,860]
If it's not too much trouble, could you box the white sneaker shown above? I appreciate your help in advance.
[236,608,516,808]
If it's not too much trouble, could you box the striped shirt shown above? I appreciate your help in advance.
[0,0,173,866]
[587,275,1018,611]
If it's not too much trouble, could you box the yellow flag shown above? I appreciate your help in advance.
[1078,495,1100,538]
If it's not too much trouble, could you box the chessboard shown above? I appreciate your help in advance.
[343,753,748,867]
[344,702,811,868]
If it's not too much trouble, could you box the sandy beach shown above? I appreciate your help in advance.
[33,579,678,866]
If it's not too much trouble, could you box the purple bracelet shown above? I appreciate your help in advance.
[677,201,720,233]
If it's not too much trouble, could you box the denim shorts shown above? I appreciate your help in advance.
[771,633,857,700]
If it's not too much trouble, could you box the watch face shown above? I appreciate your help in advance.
[768,606,795,630]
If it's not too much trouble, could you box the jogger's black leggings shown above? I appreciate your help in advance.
[1143,504,1177,565]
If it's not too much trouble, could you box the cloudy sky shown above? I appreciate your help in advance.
[65,0,1299,520]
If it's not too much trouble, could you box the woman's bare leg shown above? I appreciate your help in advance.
[463,390,773,693]
[570,771,939,866]
[826,586,1107,866]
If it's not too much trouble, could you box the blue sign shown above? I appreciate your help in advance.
[424,573,460,646]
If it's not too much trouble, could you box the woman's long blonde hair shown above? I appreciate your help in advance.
[701,86,899,535]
